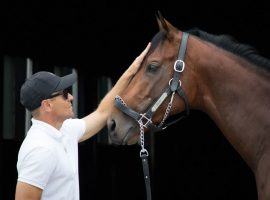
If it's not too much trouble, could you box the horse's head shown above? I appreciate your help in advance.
[108,13,197,145]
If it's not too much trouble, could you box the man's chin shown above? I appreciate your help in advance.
[64,112,74,120]
[69,111,75,118]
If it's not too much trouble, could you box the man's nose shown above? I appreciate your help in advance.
[68,93,74,101]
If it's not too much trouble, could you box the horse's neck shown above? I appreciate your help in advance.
[190,39,270,170]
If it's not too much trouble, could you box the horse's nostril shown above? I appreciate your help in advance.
[108,119,116,132]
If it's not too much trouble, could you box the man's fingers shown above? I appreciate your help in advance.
[136,42,151,63]
[126,42,151,75]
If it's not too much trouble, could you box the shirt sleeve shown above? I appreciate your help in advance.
[17,146,56,189]
[61,118,86,142]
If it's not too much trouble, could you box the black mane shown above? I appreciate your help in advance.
[187,28,270,71]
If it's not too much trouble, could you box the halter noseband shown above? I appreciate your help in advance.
[114,32,190,200]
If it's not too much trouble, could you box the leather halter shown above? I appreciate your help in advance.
[114,32,190,200]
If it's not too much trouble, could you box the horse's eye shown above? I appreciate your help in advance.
[146,64,159,73]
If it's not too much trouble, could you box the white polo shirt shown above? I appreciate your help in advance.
[17,118,86,200]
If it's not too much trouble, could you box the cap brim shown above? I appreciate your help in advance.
[55,72,77,91]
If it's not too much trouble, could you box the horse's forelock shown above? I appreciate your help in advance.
[150,31,166,52]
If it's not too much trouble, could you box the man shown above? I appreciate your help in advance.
[15,43,150,200]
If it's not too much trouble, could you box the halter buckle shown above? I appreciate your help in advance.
[174,60,185,72]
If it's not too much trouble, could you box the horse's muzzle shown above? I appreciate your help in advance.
[107,116,139,145]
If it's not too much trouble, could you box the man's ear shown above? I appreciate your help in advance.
[40,99,52,112]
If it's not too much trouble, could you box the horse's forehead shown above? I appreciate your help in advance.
[156,35,179,52]
[148,41,178,60]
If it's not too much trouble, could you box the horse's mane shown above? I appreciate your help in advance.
[187,28,270,72]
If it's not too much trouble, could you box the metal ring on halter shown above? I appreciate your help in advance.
[139,113,152,128]
[140,149,149,157]
[174,60,185,72]
[169,78,182,87]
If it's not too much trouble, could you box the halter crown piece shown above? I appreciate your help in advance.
[114,32,190,200]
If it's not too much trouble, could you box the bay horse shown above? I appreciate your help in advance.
[107,13,270,200]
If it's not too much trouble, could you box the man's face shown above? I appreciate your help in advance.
[49,88,74,120]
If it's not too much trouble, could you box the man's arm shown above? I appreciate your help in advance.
[79,43,151,142]
[15,181,42,200]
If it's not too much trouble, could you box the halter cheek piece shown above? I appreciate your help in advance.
[114,32,190,200]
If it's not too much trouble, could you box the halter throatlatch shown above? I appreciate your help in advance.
[114,32,190,200]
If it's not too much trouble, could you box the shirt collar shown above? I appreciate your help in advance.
[31,118,64,140]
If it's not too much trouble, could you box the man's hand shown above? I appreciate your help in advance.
[107,42,151,98]
[124,42,151,76]
[80,43,151,142]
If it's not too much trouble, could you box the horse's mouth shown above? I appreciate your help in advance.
[121,126,139,145]
[121,127,133,145]
[109,126,139,145]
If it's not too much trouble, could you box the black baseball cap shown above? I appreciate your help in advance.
[20,71,77,111]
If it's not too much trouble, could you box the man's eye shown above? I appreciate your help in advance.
[146,64,159,73]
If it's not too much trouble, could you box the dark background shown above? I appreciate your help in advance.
[1,0,269,199]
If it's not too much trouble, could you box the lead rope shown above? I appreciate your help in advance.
[139,119,152,200]
[119,96,151,200]
[139,91,175,200]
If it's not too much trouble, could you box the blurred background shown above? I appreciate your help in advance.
[1,0,269,199]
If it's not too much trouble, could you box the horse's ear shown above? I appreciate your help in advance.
[155,11,178,34]
[156,11,168,32]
